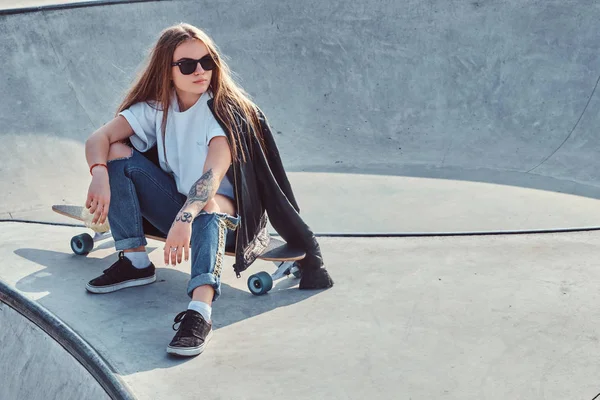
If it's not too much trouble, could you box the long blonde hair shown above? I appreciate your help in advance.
[117,23,265,162]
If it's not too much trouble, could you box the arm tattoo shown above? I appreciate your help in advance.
[173,169,218,224]
[186,169,214,206]
[175,212,193,223]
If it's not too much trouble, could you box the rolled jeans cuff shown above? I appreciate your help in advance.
[187,273,221,301]
[113,237,147,251]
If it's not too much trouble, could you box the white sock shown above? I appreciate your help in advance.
[124,251,151,269]
[188,301,212,322]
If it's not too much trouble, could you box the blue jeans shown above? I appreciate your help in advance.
[106,148,239,302]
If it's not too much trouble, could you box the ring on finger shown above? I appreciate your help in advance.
[170,247,178,252]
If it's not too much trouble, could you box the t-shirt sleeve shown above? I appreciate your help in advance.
[206,115,227,146]
[118,102,158,152]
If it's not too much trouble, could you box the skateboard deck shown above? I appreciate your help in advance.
[52,204,306,262]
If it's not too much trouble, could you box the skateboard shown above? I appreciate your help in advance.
[52,204,305,296]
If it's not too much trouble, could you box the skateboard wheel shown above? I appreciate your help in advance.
[70,233,94,255]
[247,271,273,296]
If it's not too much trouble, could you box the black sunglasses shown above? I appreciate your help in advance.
[171,55,217,75]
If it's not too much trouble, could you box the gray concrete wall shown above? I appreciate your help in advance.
[3,0,600,232]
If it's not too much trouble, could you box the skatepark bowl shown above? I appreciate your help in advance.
[2,0,600,399]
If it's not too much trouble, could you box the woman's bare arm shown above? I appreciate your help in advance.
[163,136,233,265]
[175,136,233,222]
[85,115,135,171]
[84,115,134,224]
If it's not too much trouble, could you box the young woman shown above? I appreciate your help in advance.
[83,23,333,357]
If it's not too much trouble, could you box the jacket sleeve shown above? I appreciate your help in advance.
[256,112,300,213]
[253,114,324,270]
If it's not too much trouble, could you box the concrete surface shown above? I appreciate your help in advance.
[2,222,600,399]
[3,0,600,232]
[0,299,110,400]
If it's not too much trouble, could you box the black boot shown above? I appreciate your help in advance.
[299,267,334,290]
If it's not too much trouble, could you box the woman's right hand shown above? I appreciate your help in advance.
[86,166,111,225]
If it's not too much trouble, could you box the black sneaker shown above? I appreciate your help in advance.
[166,310,213,357]
[86,251,156,294]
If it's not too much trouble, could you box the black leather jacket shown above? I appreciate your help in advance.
[207,99,324,277]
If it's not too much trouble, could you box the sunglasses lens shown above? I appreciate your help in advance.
[179,60,197,75]
[200,56,216,71]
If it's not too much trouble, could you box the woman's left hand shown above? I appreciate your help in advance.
[164,213,193,265]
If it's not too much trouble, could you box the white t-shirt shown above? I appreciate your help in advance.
[119,90,234,199]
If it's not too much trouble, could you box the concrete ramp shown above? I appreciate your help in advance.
[3,1,600,232]
[0,280,133,400]
[2,223,600,399]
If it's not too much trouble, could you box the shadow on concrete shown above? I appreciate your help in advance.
[12,246,321,375]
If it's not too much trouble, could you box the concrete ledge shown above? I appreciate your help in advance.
[0,0,165,15]
[0,279,136,400]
